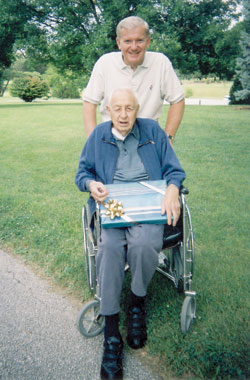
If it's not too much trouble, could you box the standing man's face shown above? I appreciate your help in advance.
[116,26,151,70]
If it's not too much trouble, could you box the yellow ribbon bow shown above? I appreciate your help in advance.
[104,199,124,220]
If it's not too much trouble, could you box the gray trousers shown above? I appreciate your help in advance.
[96,224,164,316]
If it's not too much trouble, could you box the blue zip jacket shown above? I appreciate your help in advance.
[75,118,186,215]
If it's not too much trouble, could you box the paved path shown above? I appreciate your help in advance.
[184,97,229,106]
[0,250,164,380]
[165,97,230,106]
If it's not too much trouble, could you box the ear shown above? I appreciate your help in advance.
[146,36,151,49]
[116,37,121,50]
[135,104,140,116]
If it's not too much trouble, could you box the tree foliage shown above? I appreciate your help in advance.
[44,66,82,99]
[0,0,43,94]
[0,0,243,83]
[0,68,14,96]
[229,74,249,104]
[0,0,31,70]
[148,0,242,79]
[234,0,250,103]
[9,73,49,102]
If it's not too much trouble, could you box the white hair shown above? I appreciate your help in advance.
[108,88,139,107]
[116,16,150,39]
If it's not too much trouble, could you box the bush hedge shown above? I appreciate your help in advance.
[9,74,49,102]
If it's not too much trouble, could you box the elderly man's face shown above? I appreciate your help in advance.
[107,90,139,136]
[116,26,150,70]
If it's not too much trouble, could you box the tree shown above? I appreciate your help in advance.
[44,66,82,99]
[234,0,250,103]
[9,73,49,102]
[40,0,242,79]
[214,22,243,80]
[0,0,40,94]
[0,68,14,96]
[0,0,242,81]
[229,74,249,104]
[149,0,242,78]
[11,54,48,75]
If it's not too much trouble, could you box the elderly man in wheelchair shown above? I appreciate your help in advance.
[75,88,193,380]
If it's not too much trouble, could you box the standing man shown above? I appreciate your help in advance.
[83,16,185,142]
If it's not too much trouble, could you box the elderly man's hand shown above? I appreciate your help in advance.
[89,181,108,202]
[161,184,180,226]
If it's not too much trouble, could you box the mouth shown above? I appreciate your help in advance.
[119,121,129,127]
[128,51,140,57]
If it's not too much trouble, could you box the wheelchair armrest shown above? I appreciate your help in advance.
[180,185,189,195]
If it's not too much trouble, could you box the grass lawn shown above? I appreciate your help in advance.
[0,99,249,379]
[182,80,232,99]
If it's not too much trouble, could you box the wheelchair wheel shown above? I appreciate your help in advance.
[77,300,105,338]
[183,201,194,290]
[181,296,196,334]
[82,206,97,294]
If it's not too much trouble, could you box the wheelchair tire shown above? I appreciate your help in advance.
[77,300,105,338]
[83,206,97,294]
[181,296,196,334]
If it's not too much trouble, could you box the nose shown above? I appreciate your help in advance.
[130,41,138,50]
[120,107,128,119]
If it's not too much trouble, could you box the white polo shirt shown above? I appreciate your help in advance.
[83,51,184,122]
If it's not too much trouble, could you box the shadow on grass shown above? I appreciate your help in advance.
[119,270,183,325]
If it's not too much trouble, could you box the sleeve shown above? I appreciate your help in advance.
[75,136,97,192]
[82,57,105,104]
[160,55,185,104]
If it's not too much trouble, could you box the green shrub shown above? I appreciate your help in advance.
[44,66,81,99]
[9,74,49,102]
[51,80,80,99]
[229,75,250,105]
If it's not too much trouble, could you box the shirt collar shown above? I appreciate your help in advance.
[102,119,151,146]
[118,52,149,70]
[112,122,139,141]
[112,128,126,141]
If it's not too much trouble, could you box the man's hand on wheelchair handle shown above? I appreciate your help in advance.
[89,181,108,202]
[161,184,180,226]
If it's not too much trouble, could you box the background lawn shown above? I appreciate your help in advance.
[0,100,249,379]
[182,80,232,99]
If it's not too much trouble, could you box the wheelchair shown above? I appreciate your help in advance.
[77,186,196,338]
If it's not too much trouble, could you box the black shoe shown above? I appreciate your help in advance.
[126,306,147,349]
[100,336,123,380]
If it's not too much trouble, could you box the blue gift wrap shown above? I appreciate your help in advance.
[100,180,168,228]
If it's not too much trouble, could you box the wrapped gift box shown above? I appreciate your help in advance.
[99,180,168,228]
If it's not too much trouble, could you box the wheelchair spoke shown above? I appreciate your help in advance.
[85,316,103,333]
[77,300,105,337]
